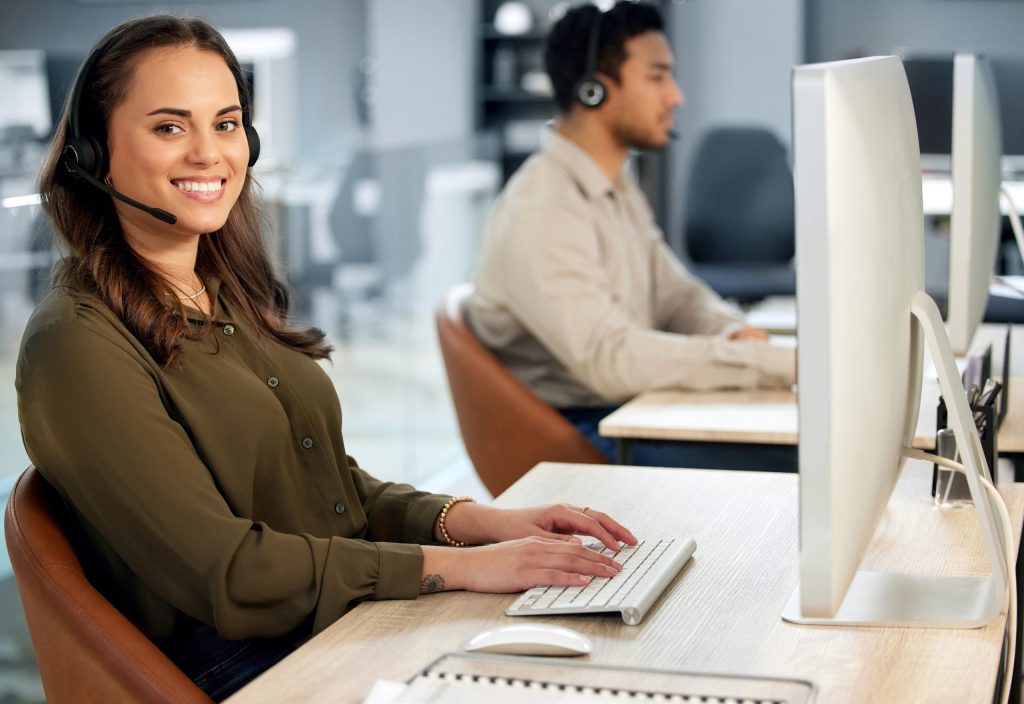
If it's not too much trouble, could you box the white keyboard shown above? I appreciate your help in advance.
[506,538,697,625]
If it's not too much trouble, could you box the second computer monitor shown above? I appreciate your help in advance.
[947,53,1003,356]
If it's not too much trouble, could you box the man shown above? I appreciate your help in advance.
[466,2,796,468]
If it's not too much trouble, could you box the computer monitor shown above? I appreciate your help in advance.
[784,55,1007,628]
[947,53,1003,357]
[992,59,1024,173]
[903,55,954,167]
[904,53,1024,174]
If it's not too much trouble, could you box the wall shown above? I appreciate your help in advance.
[0,0,368,162]
[666,0,803,255]
[806,0,1024,62]
[367,0,478,150]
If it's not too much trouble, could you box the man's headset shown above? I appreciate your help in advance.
[61,31,261,226]
[571,7,680,140]
[574,8,607,109]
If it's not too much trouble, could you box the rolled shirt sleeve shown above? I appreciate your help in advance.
[650,239,745,336]
[469,133,795,408]
[487,202,795,403]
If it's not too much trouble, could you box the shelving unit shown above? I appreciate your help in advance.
[476,2,558,184]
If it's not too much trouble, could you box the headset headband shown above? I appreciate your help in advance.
[574,8,607,109]
[583,8,603,83]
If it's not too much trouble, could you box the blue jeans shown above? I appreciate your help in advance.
[560,405,798,473]
[162,618,305,701]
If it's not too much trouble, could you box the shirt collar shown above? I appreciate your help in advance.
[543,128,617,201]
[183,276,230,324]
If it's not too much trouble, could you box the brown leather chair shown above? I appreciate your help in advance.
[436,285,608,496]
[4,467,212,704]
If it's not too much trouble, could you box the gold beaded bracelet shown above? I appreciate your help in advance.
[438,496,475,547]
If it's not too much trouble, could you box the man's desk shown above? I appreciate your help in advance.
[602,322,1024,472]
[600,380,1024,472]
[227,463,1024,704]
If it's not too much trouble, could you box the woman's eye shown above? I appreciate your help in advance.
[217,120,239,132]
[155,123,184,135]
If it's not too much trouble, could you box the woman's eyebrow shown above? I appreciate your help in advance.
[145,105,242,117]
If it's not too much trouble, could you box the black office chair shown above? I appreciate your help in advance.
[684,127,795,303]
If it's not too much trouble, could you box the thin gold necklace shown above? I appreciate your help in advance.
[171,275,206,301]
[177,284,207,301]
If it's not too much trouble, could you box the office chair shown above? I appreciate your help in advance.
[436,285,608,497]
[4,467,212,704]
[684,126,796,303]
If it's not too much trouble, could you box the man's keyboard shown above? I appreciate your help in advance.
[506,538,697,625]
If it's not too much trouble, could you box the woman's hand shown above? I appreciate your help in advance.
[440,502,637,551]
[421,536,623,593]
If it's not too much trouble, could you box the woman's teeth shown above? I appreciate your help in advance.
[175,180,222,193]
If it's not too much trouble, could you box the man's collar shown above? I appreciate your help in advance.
[543,128,616,201]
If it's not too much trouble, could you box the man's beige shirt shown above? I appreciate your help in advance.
[467,130,796,409]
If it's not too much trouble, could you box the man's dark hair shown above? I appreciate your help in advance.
[544,2,665,113]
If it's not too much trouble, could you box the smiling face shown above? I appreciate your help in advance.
[602,31,684,150]
[105,44,249,243]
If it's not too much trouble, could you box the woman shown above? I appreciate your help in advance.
[16,15,636,701]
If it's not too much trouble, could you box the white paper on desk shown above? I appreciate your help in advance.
[744,295,797,332]
[362,680,408,704]
[992,276,1024,300]
[922,348,970,382]
[396,679,600,702]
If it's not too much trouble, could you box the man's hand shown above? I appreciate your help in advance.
[728,325,770,342]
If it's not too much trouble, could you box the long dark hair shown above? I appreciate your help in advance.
[39,15,332,367]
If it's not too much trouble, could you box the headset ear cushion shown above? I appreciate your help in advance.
[575,77,607,109]
[62,136,106,178]
[245,125,260,167]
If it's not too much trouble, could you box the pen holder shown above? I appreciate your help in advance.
[932,395,999,505]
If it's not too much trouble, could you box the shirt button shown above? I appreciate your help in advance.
[223,324,235,336]
[333,503,346,515]
[301,437,314,449]
[267,376,279,388]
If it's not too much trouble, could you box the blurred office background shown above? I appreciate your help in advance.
[1,0,1024,700]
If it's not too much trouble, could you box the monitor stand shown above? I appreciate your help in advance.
[783,290,1009,628]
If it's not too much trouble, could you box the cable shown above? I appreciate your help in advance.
[905,446,1016,704]
[986,479,1017,704]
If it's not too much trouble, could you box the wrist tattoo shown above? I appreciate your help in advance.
[420,574,445,594]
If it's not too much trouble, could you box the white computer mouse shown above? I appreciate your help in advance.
[463,623,593,657]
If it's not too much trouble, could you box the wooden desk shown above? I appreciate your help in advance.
[600,378,1024,452]
[228,463,1023,704]
[600,320,1024,473]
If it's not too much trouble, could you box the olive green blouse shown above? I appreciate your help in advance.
[15,276,450,644]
